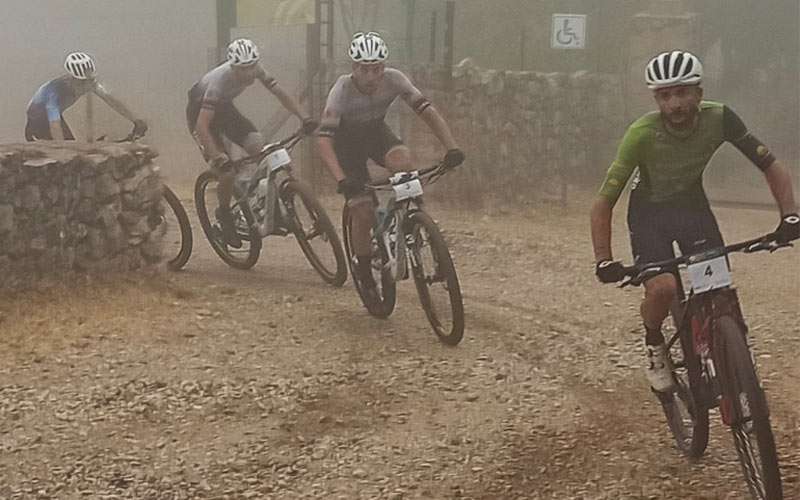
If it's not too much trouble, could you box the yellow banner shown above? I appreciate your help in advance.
[237,0,316,26]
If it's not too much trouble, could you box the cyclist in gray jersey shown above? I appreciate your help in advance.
[316,32,465,294]
[187,38,317,248]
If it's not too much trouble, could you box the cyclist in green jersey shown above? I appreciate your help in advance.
[590,50,799,392]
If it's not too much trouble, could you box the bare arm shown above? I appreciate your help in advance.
[265,81,308,121]
[763,160,797,215]
[590,197,614,262]
[316,136,346,182]
[418,105,458,150]
[93,84,140,123]
[195,107,224,160]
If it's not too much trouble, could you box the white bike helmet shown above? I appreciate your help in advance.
[349,32,388,63]
[64,52,96,80]
[645,50,703,90]
[227,38,260,66]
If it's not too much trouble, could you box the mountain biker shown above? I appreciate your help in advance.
[590,50,799,392]
[187,38,317,248]
[316,31,465,297]
[25,52,147,141]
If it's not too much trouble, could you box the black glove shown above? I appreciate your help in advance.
[337,177,364,198]
[595,260,626,284]
[775,213,800,244]
[302,117,319,135]
[443,148,465,168]
[132,119,148,137]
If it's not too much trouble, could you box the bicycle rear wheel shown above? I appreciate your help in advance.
[406,210,464,345]
[159,185,193,271]
[282,180,347,286]
[715,315,782,500]
[194,170,261,270]
[342,205,395,318]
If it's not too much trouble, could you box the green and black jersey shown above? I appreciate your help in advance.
[598,100,775,207]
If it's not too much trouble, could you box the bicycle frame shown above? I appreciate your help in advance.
[231,132,304,238]
[369,164,449,282]
[624,235,788,422]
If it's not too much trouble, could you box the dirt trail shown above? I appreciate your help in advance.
[0,193,798,499]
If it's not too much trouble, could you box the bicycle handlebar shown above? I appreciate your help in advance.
[618,232,793,288]
[231,127,306,169]
[363,161,452,192]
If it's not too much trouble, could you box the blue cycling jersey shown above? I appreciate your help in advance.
[26,75,101,122]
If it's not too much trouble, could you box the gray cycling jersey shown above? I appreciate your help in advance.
[188,61,276,109]
[318,68,429,136]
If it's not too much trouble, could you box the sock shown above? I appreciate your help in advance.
[644,324,665,346]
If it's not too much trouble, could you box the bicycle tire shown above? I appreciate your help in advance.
[194,170,261,270]
[342,205,396,318]
[282,180,347,286]
[715,315,782,500]
[160,185,193,271]
[657,328,710,458]
[406,210,464,345]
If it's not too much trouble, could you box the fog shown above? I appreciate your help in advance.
[1,0,797,199]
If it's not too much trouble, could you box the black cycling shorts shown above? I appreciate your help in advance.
[333,119,404,188]
[25,115,75,141]
[186,97,257,152]
[627,197,724,266]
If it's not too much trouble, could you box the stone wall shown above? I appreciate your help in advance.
[403,60,625,203]
[0,142,166,289]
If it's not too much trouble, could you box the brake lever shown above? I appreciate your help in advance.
[769,241,793,253]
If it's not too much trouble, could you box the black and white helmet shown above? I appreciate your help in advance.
[349,32,388,63]
[227,38,260,66]
[645,50,703,90]
[64,52,96,80]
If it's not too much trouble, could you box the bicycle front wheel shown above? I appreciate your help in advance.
[342,205,396,318]
[282,180,347,286]
[715,315,782,500]
[194,170,261,270]
[160,185,193,271]
[406,210,464,345]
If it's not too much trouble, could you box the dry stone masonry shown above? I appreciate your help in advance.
[0,141,167,289]
[405,60,625,203]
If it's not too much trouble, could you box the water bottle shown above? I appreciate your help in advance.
[375,207,388,232]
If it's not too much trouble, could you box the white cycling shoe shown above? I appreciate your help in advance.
[645,343,675,392]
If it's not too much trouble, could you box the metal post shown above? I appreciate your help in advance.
[216,0,237,60]
[444,1,455,90]
[405,0,416,62]
[429,11,437,64]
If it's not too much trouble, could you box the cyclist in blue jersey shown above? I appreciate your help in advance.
[26,52,147,141]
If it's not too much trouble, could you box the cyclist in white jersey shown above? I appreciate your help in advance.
[187,38,317,248]
[316,32,464,293]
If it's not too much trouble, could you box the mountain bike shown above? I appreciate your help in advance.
[194,128,347,286]
[342,161,464,345]
[618,233,792,500]
[98,129,193,271]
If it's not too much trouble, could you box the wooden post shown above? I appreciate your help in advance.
[86,92,94,143]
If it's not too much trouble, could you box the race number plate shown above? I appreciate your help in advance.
[266,148,291,172]
[391,172,423,201]
[687,255,732,294]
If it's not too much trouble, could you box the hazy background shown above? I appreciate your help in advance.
[0,0,797,201]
